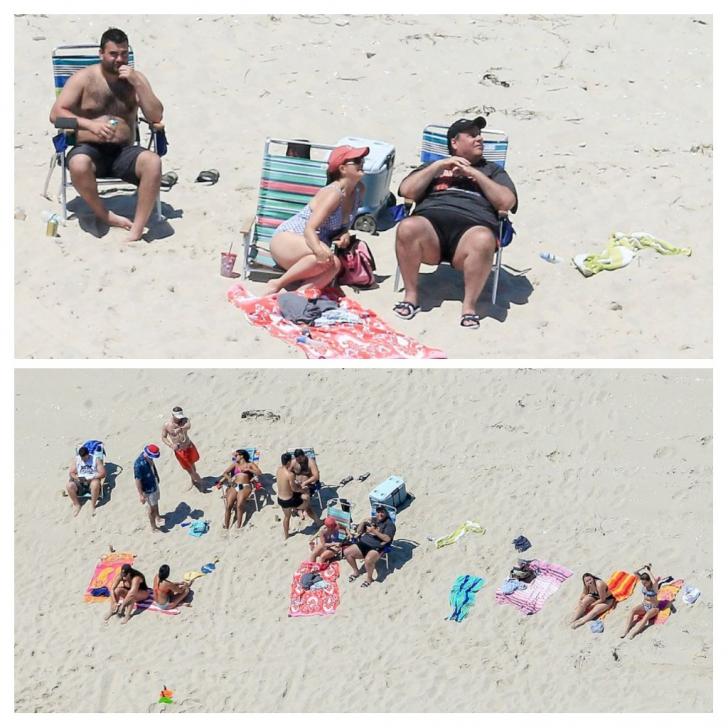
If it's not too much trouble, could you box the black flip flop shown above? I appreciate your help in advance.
[340,475,353,485]
[195,169,220,185]
[160,171,178,190]
[393,301,420,320]
[357,472,370,482]
[460,313,480,329]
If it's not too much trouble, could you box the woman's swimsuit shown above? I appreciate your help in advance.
[273,183,362,246]
[642,585,658,611]
[224,464,253,492]
[588,579,616,604]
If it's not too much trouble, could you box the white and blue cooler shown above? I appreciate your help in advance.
[368,475,408,511]
[335,135,396,233]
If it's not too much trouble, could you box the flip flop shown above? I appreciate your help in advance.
[195,169,220,185]
[160,171,178,189]
[348,573,361,583]
[393,301,420,320]
[360,580,372,588]
[340,475,353,485]
[460,313,480,329]
[357,472,370,482]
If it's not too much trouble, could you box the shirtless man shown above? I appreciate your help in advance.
[276,453,320,540]
[292,448,321,514]
[67,445,106,517]
[161,406,202,489]
[49,27,163,241]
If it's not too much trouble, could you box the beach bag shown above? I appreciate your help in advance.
[337,237,376,288]
[510,564,536,584]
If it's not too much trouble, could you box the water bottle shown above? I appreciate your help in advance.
[539,251,561,263]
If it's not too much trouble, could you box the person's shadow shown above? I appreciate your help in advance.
[162,501,204,531]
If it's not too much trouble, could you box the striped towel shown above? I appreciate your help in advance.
[495,559,573,615]
[134,597,180,616]
[448,575,485,622]
[600,570,639,622]
[654,579,684,625]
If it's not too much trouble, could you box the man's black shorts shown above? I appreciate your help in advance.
[67,143,146,185]
[413,208,499,264]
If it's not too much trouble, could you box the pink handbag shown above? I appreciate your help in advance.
[336,238,376,288]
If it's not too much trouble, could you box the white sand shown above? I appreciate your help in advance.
[13,14,712,358]
[14,368,712,712]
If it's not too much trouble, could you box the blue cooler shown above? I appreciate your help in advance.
[368,475,408,510]
[335,136,396,233]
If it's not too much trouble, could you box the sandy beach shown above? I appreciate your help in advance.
[14,368,712,712]
[13,14,712,359]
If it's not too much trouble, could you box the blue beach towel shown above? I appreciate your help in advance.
[447,575,485,622]
[188,519,210,538]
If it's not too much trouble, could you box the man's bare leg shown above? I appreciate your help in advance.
[283,509,292,540]
[68,155,133,230]
[362,551,380,585]
[125,151,162,242]
[66,480,82,517]
[90,479,102,516]
[393,216,441,306]
[451,226,497,318]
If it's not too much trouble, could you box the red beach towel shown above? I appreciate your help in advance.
[288,561,340,617]
[227,284,446,359]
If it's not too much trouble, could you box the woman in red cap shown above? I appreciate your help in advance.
[263,145,369,294]
[309,516,345,564]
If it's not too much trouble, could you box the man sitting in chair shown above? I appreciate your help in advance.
[394,117,518,329]
[49,27,164,242]
[67,445,106,517]
[343,505,396,588]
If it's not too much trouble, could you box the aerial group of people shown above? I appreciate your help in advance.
[50,27,519,329]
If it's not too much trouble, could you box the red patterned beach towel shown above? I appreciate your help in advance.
[288,561,340,617]
[227,284,446,359]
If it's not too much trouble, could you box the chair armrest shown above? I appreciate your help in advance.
[240,215,256,235]
[139,117,165,132]
[54,117,78,131]
[498,210,510,219]
[403,198,415,214]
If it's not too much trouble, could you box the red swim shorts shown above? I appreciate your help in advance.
[175,443,200,471]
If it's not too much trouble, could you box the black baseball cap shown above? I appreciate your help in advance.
[447,116,486,144]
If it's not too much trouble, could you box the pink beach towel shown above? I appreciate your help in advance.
[83,552,136,602]
[227,284,446,359]
[134,596,181,616]
[495,559,574,615]
[288,561,340,617]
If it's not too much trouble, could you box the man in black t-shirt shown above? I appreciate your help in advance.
[343,505,397,588]
[394,117,518,329]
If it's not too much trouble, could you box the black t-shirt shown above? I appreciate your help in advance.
[359,517,396,551]
[401,159,518,229]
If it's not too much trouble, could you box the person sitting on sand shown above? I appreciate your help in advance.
[134,444,164,532]
[67,445,106,517]
[394,116,518,329]
[343,505,396,588]
[153,564,191,610]
[217,449,262,529]
[309,516,345,563]
[621,564,661,640]
[105,563,150,624]
[161,406,202,490]
[48,27,163,242]
[570,572,617,629]
[262,145,369,294]
[292,448,321,512]
[276,452,321,540]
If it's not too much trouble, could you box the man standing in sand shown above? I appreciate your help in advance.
[394,116,518,329]
[49,27,163,242]
[134,444,164,532]
[161,407,202,489]
[276,453,321,540]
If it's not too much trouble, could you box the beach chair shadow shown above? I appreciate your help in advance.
[100,461,122,505]
[416,265,533,322]
[163,501,203,530]
[376,538,418,582]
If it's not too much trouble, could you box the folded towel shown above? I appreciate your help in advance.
[188,519,209,538]
[500,578,527,595]
[683,585,701,605]
[183,571,205,583]
[590,619,604,633]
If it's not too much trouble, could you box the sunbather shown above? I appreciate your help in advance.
[263,145,369,294]
[217,449,262,529]
[276,452,320,540]
[309,516,344,563]
[153,564,191,610]
[343,505,396,588]
[48,27,163,242]
[621,564,660,640]
[67,445,106,517]
[105,564,150,624]
[571,572,616,628]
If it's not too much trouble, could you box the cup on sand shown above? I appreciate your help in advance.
[220,251,238,278]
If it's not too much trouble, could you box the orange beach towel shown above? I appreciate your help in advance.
[83,552,136,602]
[600,570,638,622]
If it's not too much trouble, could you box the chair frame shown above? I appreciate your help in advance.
[45,44,163,223]
[393,124,513,305]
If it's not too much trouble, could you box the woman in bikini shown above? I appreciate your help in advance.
[105,564,150,624]
[570,572,617,628]
[262,145,368,294]
[621,564,661,640]
[153,564,191,610]
[217,449,262,529]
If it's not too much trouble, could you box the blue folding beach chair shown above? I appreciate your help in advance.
[75,439,110,501]
[394,124,515,305]
[287,447,323,509]
[43,44,167,222]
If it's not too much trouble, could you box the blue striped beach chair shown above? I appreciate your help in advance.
[43,44,166,221]
[241,138,334,278]
[394,123,515,305]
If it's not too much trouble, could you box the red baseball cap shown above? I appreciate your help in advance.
[327,145,369,174]
[324,516,338,530]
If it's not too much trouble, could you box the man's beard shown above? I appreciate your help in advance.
[101,59,120,75]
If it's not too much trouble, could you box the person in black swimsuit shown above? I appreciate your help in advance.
[105,564,150,624]
[571,572,617,629]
